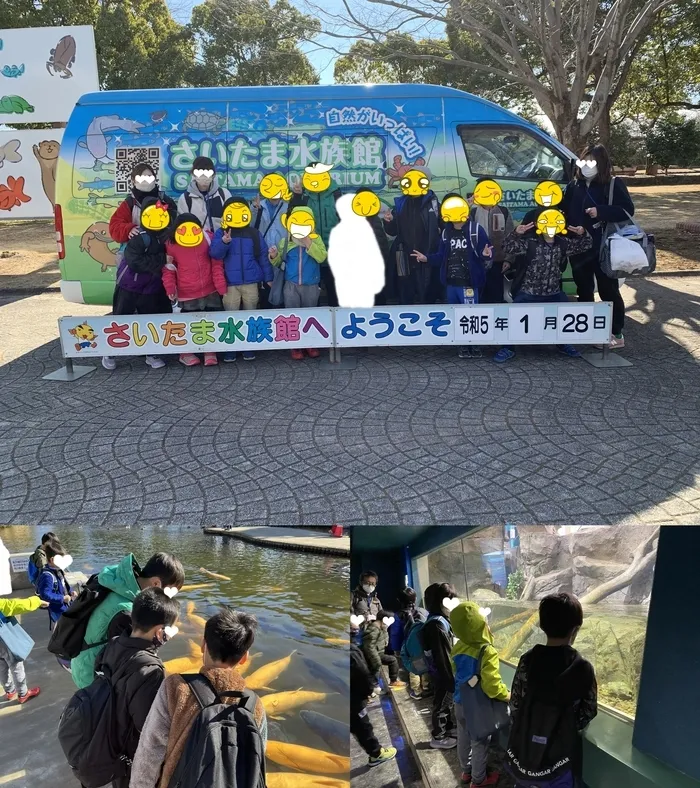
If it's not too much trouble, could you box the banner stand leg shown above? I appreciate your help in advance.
[582,343,633,368]
[319,346,357,370]
[43,356,96,381]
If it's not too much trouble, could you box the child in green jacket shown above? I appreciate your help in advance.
[451,601,510,788]
[361,609,407,693]
[0,595,49,703]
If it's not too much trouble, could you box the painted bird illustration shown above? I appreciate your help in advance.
[0,175,31,211]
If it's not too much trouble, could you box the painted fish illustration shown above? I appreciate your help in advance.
[0,139,21,168]
[0,175,31,211]
[299,710,350,754]
[77,177,114,192]
[1,64,25,78]
[301,657,349,696]
[266,741,350,775]
[80,115,145,162]
[0,95,34,114]
[244,651,296,691]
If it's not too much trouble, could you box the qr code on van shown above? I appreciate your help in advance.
[115,147,161,194]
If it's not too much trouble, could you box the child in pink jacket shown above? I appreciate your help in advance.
[163,213,227,367]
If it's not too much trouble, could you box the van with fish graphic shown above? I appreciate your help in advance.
[55,84,576,305]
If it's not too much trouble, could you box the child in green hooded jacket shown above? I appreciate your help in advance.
[451,601,510,788]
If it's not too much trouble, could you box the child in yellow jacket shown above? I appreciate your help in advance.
[451,601,510,788]
[0,595,48,703]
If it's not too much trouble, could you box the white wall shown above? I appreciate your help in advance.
[0,129,64,218]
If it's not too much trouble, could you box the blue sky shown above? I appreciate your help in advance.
[167,0,342,84]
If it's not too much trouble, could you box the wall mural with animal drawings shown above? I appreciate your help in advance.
[0,129,63,218]
[0,25,98,125]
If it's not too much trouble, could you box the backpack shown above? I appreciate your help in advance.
[116,232,153,287]
[27,559,40,587]
[47,573,112,660]
[400,614,448,676]
[505,663,581,787]
[58,650,159,788]
[167,674,266,788]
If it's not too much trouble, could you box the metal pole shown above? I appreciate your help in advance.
[65,357,74,377]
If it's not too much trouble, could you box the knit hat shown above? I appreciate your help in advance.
[223,195,250,210]
[173,212,202,231]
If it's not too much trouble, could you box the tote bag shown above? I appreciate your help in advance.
[0,612,35,662]
[459,644,511,741]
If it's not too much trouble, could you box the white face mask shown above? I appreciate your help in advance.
[362,584,376,594]
[134,176,156,192]
[581,163,598,179]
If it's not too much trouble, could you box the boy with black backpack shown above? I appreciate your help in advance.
[177,156,232,234]
[58,588,180,788]
[507,592,598,788]
[130,608,267,788]
[28,531,56,588]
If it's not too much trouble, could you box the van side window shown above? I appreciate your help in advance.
[458,126,569,182]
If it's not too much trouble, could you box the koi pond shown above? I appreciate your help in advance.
[2,525,350,787]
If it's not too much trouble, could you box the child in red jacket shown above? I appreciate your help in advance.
[163,213,227,367]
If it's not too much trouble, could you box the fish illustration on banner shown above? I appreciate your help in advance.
[0,139,21,168]
[1,64,25,78]
[0,175,30,211]
[81,115,145,166]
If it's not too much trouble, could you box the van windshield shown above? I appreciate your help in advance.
[458,126,568,182]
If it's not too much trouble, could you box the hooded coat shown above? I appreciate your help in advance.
[177,179,232,234]
[289,186,342,248]
[37,564,71,624]
[117,197,173,295]
[163,214,227,302]
[450,601,509,705]
[210,198,273,286]
[70,553,142,689]
[254,198,289,249]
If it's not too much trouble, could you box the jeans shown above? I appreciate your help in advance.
[431,681,455,739]
[455,702,490,781]
[351,702,381,758]
[571,249,625,334]
[0,640,27,697]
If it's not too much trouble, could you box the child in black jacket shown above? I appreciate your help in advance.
[422,582,458,749]
[95,587,180,788]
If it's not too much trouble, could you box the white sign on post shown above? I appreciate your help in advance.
[0,129,64,218]
[0,25,99,125]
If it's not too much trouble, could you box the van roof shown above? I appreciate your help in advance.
[76,83,523,121]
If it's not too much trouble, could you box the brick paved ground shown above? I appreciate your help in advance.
[0,275,699,527]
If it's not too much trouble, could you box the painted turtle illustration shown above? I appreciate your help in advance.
[182,109,226,133]
[47,35,76,79]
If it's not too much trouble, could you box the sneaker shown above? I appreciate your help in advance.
[408,688,422,700]
[471,346,483,358]
[458,346,473,359]
[291,349,304,360]
[4,690,17,701]
[558,344,582,358]
[179,353,201,367]
[17,687,40,704]
[610,333,625,349]
[101,356,116,371]
[461,771,472,784]
[493,347,515,363]
[368,747,397,767]
[203,353,218,366]
[242,351,256,361]
[389,680,407,689]
[471,771,500,787]
[305,348,321,358]
[223,352,238,363]
[430,736,458,750]
[145,356,165,369]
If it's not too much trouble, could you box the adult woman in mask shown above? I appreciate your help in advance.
[351,571,382,644]
[176,156,231,233]
[562,145,634,348]
[109,162,177,244]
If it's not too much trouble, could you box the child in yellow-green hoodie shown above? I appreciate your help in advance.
[451,601,510,788]
[0,595,49,703]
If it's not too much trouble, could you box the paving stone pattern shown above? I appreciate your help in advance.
[1,276,699,526]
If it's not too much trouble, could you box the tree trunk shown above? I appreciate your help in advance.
[501,611,539,661]
[491,609,533,632]
[598,105,611,149]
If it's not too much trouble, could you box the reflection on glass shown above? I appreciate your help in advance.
[414,525,659,719]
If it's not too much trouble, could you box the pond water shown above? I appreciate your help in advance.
[2,525,350,784]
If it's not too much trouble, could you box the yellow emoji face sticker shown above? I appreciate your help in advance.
[260,173,292,202]
[534,180,563,208]
[175,220,204,248]
[140,201,171,231]
[399,169,430,197]
[221,200,251,229]
[351,190,381,218]
[282,206,319,240]
[440,193,470,224]
[473,179,503,208]
[302,162,333,193]
[536,209,567,237]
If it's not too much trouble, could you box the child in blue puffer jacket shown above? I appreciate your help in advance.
[210,196,273,362]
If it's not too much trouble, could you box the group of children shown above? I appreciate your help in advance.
[1,542,266,788]
[103,144,632,371]
[351,570,597,788]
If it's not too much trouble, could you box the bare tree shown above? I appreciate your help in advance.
[312,0,677,149]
